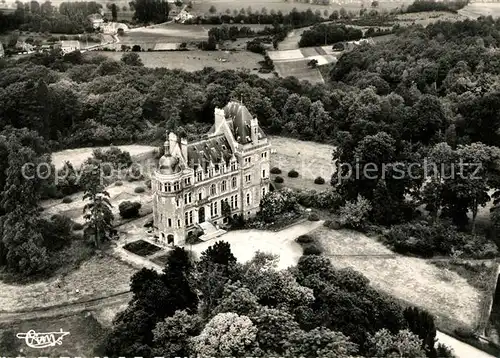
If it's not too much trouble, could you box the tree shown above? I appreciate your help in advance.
[190,312,258,356]
[367,329,426,358]
[286,327,358,358]
[339,195,372,230]
[222,200,231,222]
[119,201,141,218]
[111,3,118,21]
[133,0,170,23]
[403,307,437,356]
[153,310,203,357]
[121,52,144,66]
[371,0,379,7]
[208,4,216,14]
[81,163,114,247]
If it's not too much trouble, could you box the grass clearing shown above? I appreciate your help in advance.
[269,136,335,191]
[459,3,500,19]
[123,239,162,257]
[93,50,271,76]
[312,226,483,330]
[0,254,137,312]
[0,312,108,357]
[274,59,325,83]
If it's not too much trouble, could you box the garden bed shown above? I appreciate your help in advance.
[123,239,161,257]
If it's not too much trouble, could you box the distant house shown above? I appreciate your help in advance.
[88,13,104,29]
[0,43,4,58]
[174,10,194,23]
[58,40,81,54]
[15,41,35,53]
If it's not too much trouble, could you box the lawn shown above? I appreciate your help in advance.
[269,136,335,191]
[459,3,500,19]
[123,239,162,257]
[312,226,484,331]
[0,312,108,357]
[274,59,325,84]
[0,254,137,312]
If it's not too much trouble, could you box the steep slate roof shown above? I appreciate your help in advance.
[187,135,233,171]
[224,101,254,144]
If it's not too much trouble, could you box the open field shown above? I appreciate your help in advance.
[274,59,325,83]
[0,312,108,357]
[0,254,136,312]
[459,3,500,19]
[191,0,406,15]
[93,50,271,75]
[312,226,485,330]
[269,136,335,191]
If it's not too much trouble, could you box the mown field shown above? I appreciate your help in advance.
[459,3,500,19]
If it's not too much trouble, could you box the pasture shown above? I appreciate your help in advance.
[94,50,270,75]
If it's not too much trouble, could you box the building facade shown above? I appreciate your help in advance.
[152,101,271,246]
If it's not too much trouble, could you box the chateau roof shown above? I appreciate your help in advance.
[187,135,233,171]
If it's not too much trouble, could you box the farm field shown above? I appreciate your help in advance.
[459,3,500,19]
[93,50,271,75]
[269,136,335,191]
[191,0,407,15]
[312,226,487,332]
[274,59,325,83]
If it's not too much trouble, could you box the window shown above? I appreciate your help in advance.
[174,182,179,191]
[231,162,236,171]
[262,169,266,178]
[184,193,188,204]
[184,177,191,185]
[246,193,251,205]
[244,157,251,164]
[166,182,171,192]
[221,180,227,192]
[234,194,238,208]
[232,177,237,188]
[210,202,214,216]
[209,169,214,177]
[188,192,192,203]
[168,218,172,227]
[197,171,202,182]
[160,214,163,222]
[214,201,218,215]
[261,152,268,159]
[178,219,181,228]
[198,191,202,201]
[189,211,193,224]
[245,174,251,183]
[185,212,189,226]
[210,184,216,196]
[262,187,266,197]
[176,198,180,207]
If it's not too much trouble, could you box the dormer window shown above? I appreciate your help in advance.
[231,162,237,171]
[197,171,202,182]
[209,168,214,177]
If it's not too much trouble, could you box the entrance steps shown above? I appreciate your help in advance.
[198,221,226,242]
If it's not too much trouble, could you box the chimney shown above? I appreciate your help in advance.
[168,132,178,154]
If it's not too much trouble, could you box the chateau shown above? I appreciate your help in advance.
[151,101,271,246]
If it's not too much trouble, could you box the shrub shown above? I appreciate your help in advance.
[297,189,343,211]
[270,167,282,174]
[134,186,145,193]
[288,169,299,178]
[73,222,84,230]
[62,196,73,204]
[308,212,320,221]
[115,181,123,186]
[259,188,297,223]
[303,242,323,255]
[296,234,315,244]
[324,219,342,230]
[119,201,142,218]
[145,179,152,189]
[314,176,325,184]
[339,195,372,230]
[93,146,132,169]
[274,176,284,183]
